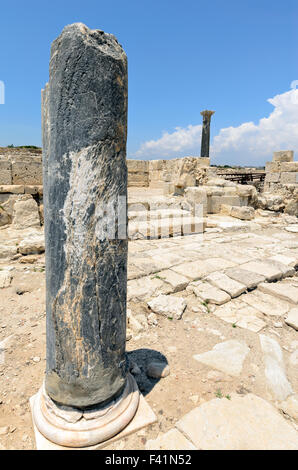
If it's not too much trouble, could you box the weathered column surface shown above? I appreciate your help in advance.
[33,23,139,448]
[200,110,215,158]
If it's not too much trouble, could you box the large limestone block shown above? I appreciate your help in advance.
[127,159,149,172]
[184,187,207,216]
[259,282,298,304]
[171,261,206,281]
[193,340,249,376]
[280,162,298,172]
[280,172,298,184]
[205,271,246,298]
[259,334,293,401]
[273,150,294,163]
[269,254,298,268]
[230,205,255,220]
[176,394,298,450]
[0,270,13,288]
[236,184,256,197]
[241,290,290,317]
[0,160,12,184]
[12,161,43,185]
[240,261,283,282]
[0,207,11,226]
[12,196,40,229]
[127,276,171,301]
[265,162,280,173]
[265,172,280,183]
[285,308,298,330]
[205,186,224,196]
[156,269,189,292]
[0,185,24,194]
[213,303,266,332]
[205,178,226,187]
[191,280,231,305]
[209,195,241,214]
[18,232,45,254]
[127,172,149,187]
[148,294,187,320]
[149,160,164,171]
[262,259,295,278]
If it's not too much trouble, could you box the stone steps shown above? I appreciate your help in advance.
[128,217,205,240]
[128,208,191,221]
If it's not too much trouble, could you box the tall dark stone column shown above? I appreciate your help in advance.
[200,110,215,158]
[32,23,139,448]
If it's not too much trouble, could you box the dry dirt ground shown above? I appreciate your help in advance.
[0,219,297,450]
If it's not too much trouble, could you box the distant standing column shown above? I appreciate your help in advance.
[32,23,139,448]
[200,110,215,158]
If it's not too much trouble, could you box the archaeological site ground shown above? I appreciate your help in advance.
[0,22,298,452]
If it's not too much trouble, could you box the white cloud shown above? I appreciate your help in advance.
[133,89,298,166]
[134,124,202,159]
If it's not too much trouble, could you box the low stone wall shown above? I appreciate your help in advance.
[264,151,297,189]
[127,160,149,187]
[0,148,42,185]
[127,156,211,192]
[262,151,298,215]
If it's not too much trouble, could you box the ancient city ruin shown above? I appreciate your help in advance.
[0,23,297,450]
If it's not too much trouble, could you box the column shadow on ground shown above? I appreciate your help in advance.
[127,348,168,396]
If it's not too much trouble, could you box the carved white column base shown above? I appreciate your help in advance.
[32,374,140,448]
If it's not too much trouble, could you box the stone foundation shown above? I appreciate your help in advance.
[127,156,211,192]
[262,150,298,215]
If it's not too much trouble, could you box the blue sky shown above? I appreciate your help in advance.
[0,0,298,165]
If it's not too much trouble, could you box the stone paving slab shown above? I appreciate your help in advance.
[259,334,293,401]
[189,280,231,305]
[205,271,246,298]
[127,276,172,301]
[262,259,296,278]
[213,302,266,333]
[285,308,298,330]
[259,282,298,304]
[175,394,298,450]
[241,290,291,317]
[224,267,266,289]
[240,261,283,282]
[193,340,250,376]
[155,269,189,292]
[269,254,298,268]
[145,428,197,450]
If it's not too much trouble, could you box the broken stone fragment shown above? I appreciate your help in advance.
[148,294,187,319]
[147,362,170,379]
[285,308,298,331]
[0,270,12,289]
[230,205,255,221]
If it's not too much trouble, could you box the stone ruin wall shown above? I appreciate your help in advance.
[261,150,298,216]
[0,148,297,229]
[127,156,211,193]
[0,148,43,229]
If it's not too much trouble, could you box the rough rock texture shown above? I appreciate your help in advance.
[12,196,40,229]
[42,23,128,407]
[193,340,250,377]
[148,294,187,320]
[230,205,255,221]
[259,334,293,401]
